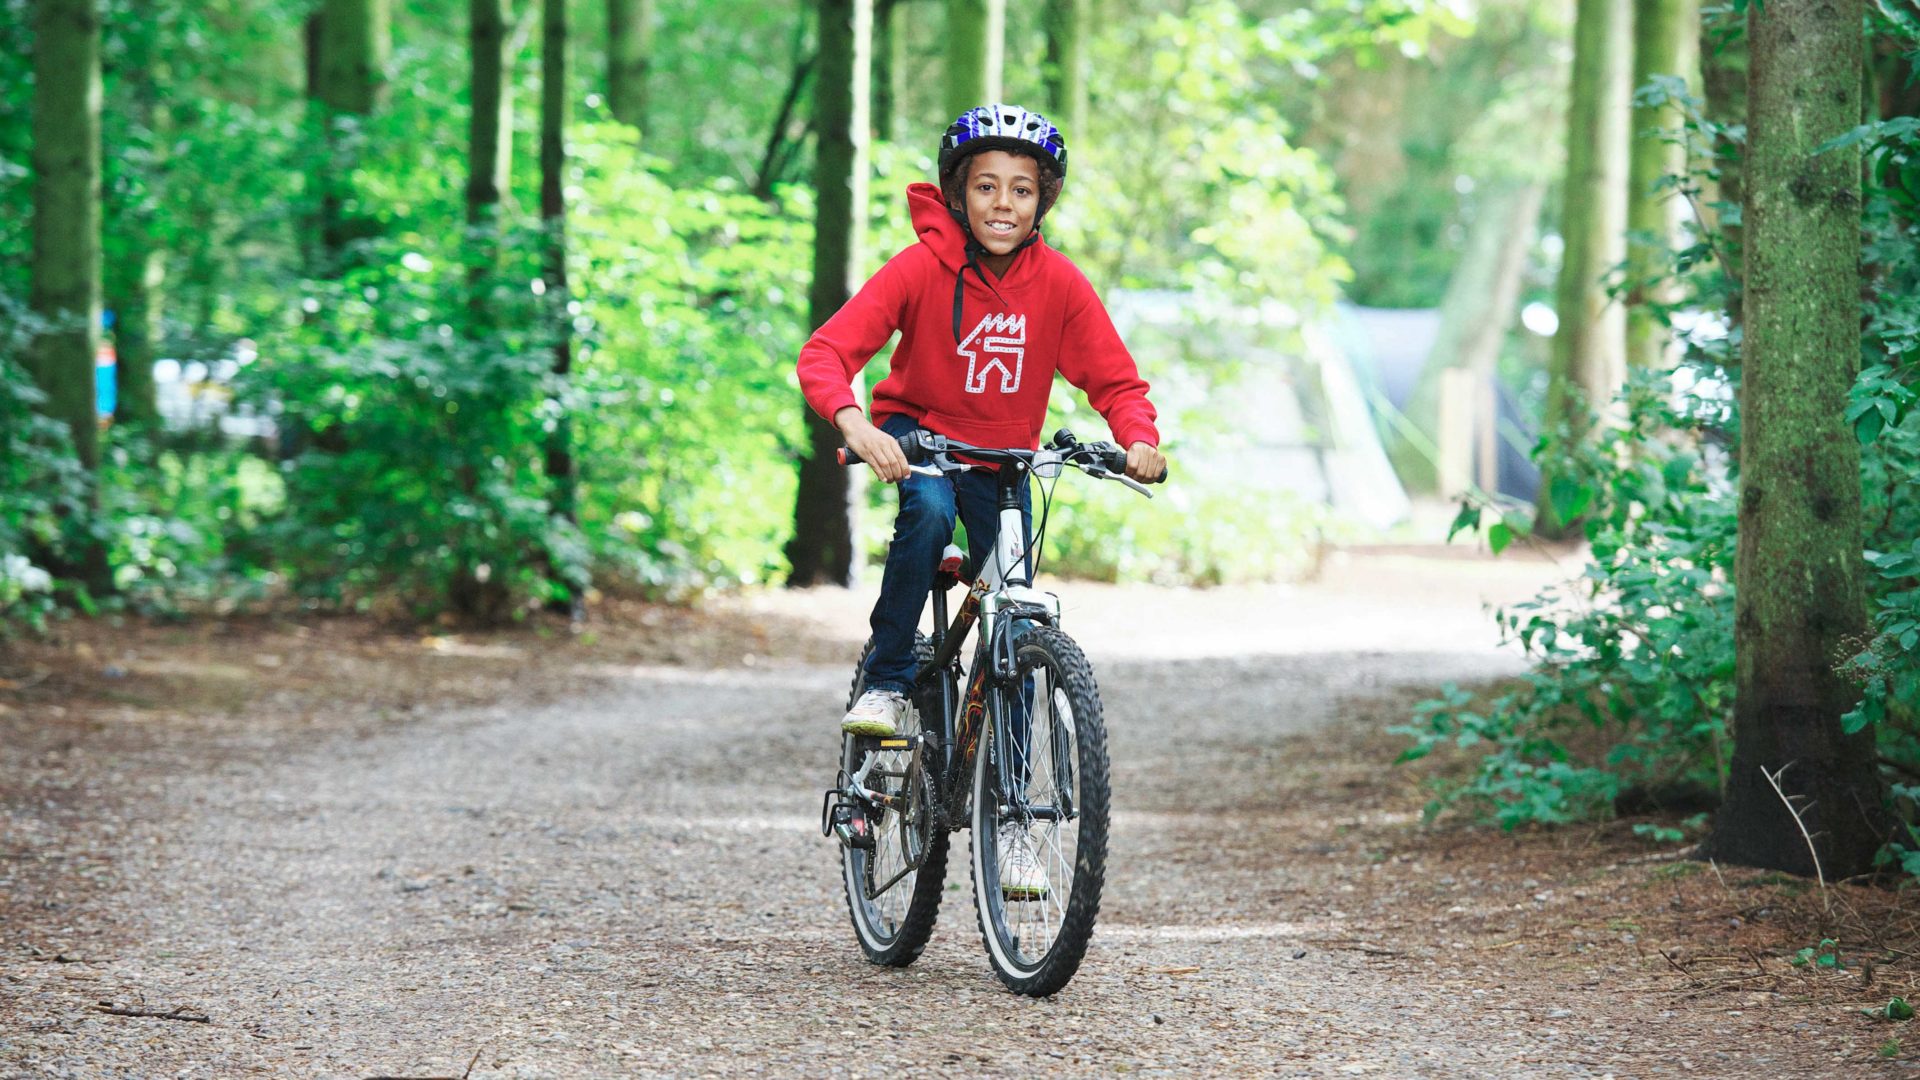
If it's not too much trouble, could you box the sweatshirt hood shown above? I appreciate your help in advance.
[907,181,1047,274]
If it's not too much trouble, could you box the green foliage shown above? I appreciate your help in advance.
[1038,478,1342,586]
[96,433,285,615]
[1868,997,1916,1023]
[1395,370,1737,828]
[568,125,812,589]
[1790,939,1844,970]
[239,229,584,615]
[1062,0,1351,308]
[0,298,90,634]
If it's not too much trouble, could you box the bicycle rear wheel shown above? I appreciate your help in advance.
[841,636,948,967]
[970,625,1109,996]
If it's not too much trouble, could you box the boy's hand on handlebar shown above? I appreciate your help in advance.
[1125,442,1166,484]
[835,408,910,483]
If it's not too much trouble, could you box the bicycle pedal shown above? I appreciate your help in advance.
[853,733,919,754]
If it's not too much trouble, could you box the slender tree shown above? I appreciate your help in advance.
[541,0,575,531]
[468,0,512,283]
[1393,182,1545,493]
[607,0,651,129]
[874,0,906,141]
[28,0,104,471]
[1697,1,1747,305]
[788,0,872,587]
[1535,0,1631,536]
[312,0,392,265]
[945,0,1002,117]
[1624,0,1697,370]
[1702,0,1891,878]
[103,0,165,428]
[1043,0,1088,139]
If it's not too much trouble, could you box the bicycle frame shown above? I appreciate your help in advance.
[914,460,1061,832]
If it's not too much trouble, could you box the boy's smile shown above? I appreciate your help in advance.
[959,150,1041,270]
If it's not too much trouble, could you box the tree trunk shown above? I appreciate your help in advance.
[541,0,575,529]
[873,0,904,141]
[944,0,1001,119]
[468,0,511,270]
[788,0,871,588]
[29,0,103,473]
[449,0,516,621]
[1702,0,1891,879]
[1697,1,1746,315]
[607,0,651,129]
[317,0,391,114]
[314,0,391,267]
[1393,182,1545,494]
[1043,0,1088,140]
[1625,0,1697,371]
[105,0,168,429]
[1535,0,1631,537]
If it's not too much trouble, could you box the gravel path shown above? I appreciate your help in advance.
[2,554,1901,1077]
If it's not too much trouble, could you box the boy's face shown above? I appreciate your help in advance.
[958,150,1040,257]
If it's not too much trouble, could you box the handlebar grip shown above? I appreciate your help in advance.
[1098,447,1169,484]
[836,446,859,466]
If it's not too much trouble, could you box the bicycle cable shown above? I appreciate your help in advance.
[1027,465,1063,582]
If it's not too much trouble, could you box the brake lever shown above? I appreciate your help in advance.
[1078,461,1154,498]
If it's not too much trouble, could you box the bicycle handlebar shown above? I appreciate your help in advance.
[836,428,1168,487]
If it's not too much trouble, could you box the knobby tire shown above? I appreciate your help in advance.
[970,625,1110,996]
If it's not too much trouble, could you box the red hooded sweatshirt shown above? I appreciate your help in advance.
[796,183,1158,452]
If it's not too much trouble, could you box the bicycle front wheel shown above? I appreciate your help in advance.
[970,625,1110,996]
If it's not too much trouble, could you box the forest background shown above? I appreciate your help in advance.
[7,0,1920,883]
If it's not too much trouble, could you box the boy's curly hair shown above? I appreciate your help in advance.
[941,147,1066,221]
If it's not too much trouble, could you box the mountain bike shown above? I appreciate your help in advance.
[820,427,1163,996]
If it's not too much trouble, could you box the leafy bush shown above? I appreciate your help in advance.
[244,230,581,617]
[0,296,92,635]
[1395,370,1737,826]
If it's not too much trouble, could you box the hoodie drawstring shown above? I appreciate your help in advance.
[951,233,1040,344]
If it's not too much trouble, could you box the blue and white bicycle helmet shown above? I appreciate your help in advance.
[938,103,1068,202]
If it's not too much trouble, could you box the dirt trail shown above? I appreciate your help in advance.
[1,551,1912,1077]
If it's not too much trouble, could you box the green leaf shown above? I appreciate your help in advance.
[1488,522,1514,555]
[1549,475,1594,525]
[1446,501,1481,543]
[1857,407,1887,446]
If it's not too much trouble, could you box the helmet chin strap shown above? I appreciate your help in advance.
[951,230,1040,344]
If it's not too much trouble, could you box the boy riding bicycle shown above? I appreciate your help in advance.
[796,103,1165,740]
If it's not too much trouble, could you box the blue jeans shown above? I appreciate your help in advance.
[863,414,1031,694]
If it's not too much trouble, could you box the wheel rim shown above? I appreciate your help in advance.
[843,706,929,947]
[979,656,1081,973]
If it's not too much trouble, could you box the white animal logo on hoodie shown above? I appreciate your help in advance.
[959,312,1027,394]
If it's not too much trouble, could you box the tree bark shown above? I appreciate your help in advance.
[944,0,1001,119]
[1702,0,1891,879]
[1043,0,1088,140]
[1393,182,1545,494]
[313,0,391,267]
[468,0,511,261]
[541,0,575,530]
[1625,0,1697,371]
[607,0,651,129]
[873,0,904,142]
[29,0,103,472]
[104,1,165,429]
[1535,0,1631,537]
[317,0,391,114]
[788,0,871,588]
[1697,1,1746,312]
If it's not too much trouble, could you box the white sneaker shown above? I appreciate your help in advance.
[998,821,1049,899]
[842,689,908,737]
